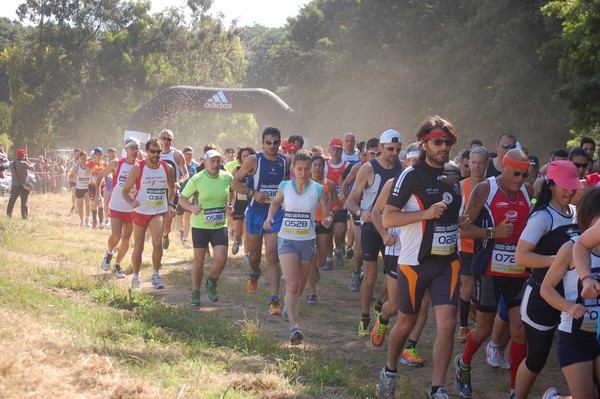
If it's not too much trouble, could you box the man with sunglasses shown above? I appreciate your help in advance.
[454,149,534,399]
[158,129,189,250]
[121,137,176,290]
[95,138,140,279]
[232,126,291,316]
[347,129,403,337]
[486,131,517,178]
[378,117,462,399]
[342,138,380,292]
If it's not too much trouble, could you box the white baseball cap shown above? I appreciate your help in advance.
[380,129,402,144]
[204,149,222,160]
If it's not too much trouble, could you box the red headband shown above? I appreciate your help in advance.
[421,131,451,142]
[502,155,530,171]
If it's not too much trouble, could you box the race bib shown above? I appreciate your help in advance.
[431,223,458,256]
[281,211,311,237]
[146,188,165,208]
[204,207,225,226]
[581,297,600,333]
[490,243,523,274]
[237,192,247,201]
[80,177,90,185]
[260,183,279,204]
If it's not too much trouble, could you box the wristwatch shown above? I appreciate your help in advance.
[486,227,494,239]
[356,209,362,218]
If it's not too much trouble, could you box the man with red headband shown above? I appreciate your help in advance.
[379,116,463,399]
[454,149,533,399]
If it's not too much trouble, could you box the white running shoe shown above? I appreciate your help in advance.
[486,341,509,369]
[131,275,141,289]
[542,387,560,399]
[101,251,112,271]
[112,263,125,279]
[152,273,165,289]
[85,218,91,227]
[232,240,241,255]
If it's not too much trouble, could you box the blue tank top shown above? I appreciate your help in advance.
[247,152,286,209]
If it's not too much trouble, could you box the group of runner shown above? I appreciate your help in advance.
[61,121,600,399]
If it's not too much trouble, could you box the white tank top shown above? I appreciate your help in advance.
[75,163,90,190]
[133,160,169,215]
[108,158,137,212]
[558,236,600,334]
[278,179,322,241]
[160,149,182,178]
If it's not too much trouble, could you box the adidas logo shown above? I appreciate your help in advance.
[204,91,232,109]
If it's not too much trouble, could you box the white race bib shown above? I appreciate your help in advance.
[281,211,311,237]
[431,223,458,256]
[490,243,523,274]
[204,207,225,225]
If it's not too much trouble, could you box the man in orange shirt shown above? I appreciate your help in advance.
[88,147,108,228]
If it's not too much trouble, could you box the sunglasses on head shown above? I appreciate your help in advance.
[148,149,161,154]
[573,162,588,169]
[512,170,529,178]
[501,143,517,150]
[264,139,281,146]
[384,146,402,153]
[160,137,172,142]
[430,138,455,147]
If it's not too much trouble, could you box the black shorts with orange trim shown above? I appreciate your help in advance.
[396,258,460,314]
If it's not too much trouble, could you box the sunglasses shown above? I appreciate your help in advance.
[384,146,402,153]
[160,137,173,142]
[148,149,161,154]
[264,139,281,146]
[512,170,529,178]
[573,162,588,169]
[501,143,517,150]
[430,138,455,147]
[368,150,382,156]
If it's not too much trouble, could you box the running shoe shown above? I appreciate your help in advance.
[80,221,85,227]
[486,341,509,369]
[453,354,472,399]
[358,318,371,336]
[70,206,75,213]
[191,289,201,306]
[151,273,165,289]
[85,218,91,227]
[349,271,361,292]
[269,298,281,316]
[247,270,261,294]
[104,219,110,227]
[282,306,289,322]
[335,248,344,267]
[232,240,241,255]
[131,275,141,290]
[508,389,515,399]
[162,235,169,250]
[321,258,333,271]
[243,253,249,265]
[290,327,303,345]
[101,251,113,271]
[205,279,219,302]
[373,302,383,323]
[307,293,317,305]
[346,245,354,259]
[401,346,424,367]
[542,387,560,399]
[457,326,469,343]
[378,367,396,399]
[92,221,98,229]
[99,223,106,229]
[371,316,389,347]
[112,263,125,279]
[428,387,450,399]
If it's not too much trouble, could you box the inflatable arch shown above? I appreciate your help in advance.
[124,86,306,143]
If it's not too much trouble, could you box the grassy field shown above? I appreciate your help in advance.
[0,192,570,398]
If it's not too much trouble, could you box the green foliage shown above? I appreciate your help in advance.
[270,0,571,155]
[543,0,600,137]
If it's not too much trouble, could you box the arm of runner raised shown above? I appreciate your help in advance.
[263,184,284,231]
[121,164,140,208]
[541,241,587,318]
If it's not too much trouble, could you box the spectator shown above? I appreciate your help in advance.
[6,148,34,219]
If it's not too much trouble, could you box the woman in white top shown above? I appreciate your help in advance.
[540,187,600,399]
[264,150,331,345]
